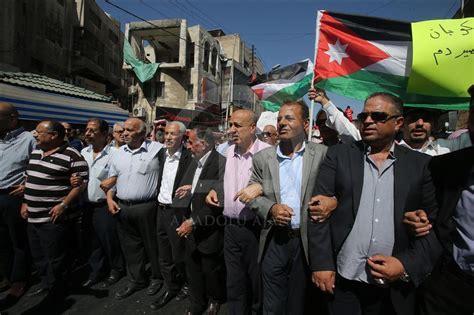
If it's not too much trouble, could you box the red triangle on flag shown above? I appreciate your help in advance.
[315,12,390,81]
[252,88,265,100]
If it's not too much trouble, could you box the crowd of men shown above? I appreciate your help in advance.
[0,83,473,315]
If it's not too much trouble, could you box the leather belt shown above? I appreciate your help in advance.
[117,198,155,207]
[158,203,172,210]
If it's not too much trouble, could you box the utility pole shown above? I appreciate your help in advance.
[251,44,256,112]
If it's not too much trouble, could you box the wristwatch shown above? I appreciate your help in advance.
[59,202,69,210]
[399,271,411,283]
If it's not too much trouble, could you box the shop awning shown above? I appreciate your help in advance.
[0,83,129,125]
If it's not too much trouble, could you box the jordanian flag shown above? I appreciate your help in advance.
[314,11,469,110]
[250,59,313,112]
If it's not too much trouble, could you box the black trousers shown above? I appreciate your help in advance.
[186,248,226,313]
[261,228,308,315]
[0,192,30,283]
[418,260,474,315]
[83,202,125,280]
[328,275,396,315]
[157,205,187,293]
[28,221,68,290]
[117,200,162,286]
[224,222,262,315]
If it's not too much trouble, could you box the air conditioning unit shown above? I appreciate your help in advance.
[132,107,146,118]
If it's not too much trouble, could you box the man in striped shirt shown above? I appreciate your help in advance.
[21,121,88,300]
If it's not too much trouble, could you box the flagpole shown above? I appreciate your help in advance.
[308,10,324,141]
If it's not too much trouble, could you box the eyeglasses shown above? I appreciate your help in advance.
[113,130,124,134]
[262,132,276,138]
[357,111,400,123]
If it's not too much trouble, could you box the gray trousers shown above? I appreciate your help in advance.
[117,200,163,286]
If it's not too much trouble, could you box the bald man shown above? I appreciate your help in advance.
[0,103,36,302]
[206,109,271,315]
[106,118,165,300]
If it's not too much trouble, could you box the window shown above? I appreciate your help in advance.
[89,9,102,30]
[157,82,165,98]
[211,47,218,76]
[187,84,194,100]
[203,42,210,72]
[187,42,195,67]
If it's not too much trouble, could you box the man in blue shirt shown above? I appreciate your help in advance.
[0,102,36,305]
[246,100,330,314]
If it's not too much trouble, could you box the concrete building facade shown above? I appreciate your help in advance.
[125,19,265,127]
[0,0,127,106]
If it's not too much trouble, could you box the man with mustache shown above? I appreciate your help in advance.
[308,88,472,156]
[309,92,439,315]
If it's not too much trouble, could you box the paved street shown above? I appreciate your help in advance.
[1,265,228,315]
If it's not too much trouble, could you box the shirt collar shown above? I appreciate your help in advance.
[125,140,149,153]
[2,127,25,141]
[397,139,437,153]
[365,142,396,159]
[276,141,306,159]
[233,137,260,158]
[197,150,212,168]
[166,146,182,160]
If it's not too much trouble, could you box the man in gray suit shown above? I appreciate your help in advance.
[242,99,334,314]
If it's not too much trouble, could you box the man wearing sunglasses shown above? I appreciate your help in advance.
[261,125,278,146]
[308,88,472,156]
[309,92,439,315]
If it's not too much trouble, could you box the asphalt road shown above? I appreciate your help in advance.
[1,265,228,315]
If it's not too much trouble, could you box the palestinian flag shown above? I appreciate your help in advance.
[250,59,313,112]
[314,11,469,110]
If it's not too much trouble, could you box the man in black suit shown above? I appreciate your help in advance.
[151,121,196,310]
[414,86,474,315]
[308,92,439,315]
[175,128,226,315]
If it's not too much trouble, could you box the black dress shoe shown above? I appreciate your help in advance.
[100,273,123,288]
[146,281,163,296]
[150,291,177,310]
[27,287,49,297]
[81,279,99,288]
[115,285,145,300]
[207,301,221,315]
[175,284,189,301]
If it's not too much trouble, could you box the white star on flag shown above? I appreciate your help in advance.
[325,39,349,65]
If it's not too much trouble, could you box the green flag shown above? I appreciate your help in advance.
[123,40,160,83]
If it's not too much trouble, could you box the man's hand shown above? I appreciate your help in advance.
[308,195,337,222]
[403,210,431,237]
[175,185,192,199]
[312,271,336,294]
[9,184,25,197]
[367,255,406,282]
[176,219,194,238]
[234,183,263,204]
[205,190,220,207]
[49,203,66,223]
[308,87,330,106]
[107,199,121,215]
[270,204,294,226]
[70,173,83,188]
[100,177,117,193]
[20,203,28,220]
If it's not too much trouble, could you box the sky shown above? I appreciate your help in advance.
[97,0,461,115]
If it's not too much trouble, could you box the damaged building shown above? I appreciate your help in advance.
[124,18,265,128]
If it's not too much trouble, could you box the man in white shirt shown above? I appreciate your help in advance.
[151,121,195,310]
